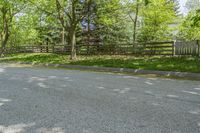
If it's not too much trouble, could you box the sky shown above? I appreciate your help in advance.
[179,0,188,15]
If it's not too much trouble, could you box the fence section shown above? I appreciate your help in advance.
[3,41,200,56]
[3,42,174,56]
[175,40,200,56]
[135,41,174,56]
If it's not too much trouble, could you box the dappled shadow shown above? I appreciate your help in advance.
[64,77,70,80]
[0,98,12,108]
[194,88,200,91]
[145,81,154,85]
[28,77,47,83]
[182,90,200,96]
[0,68,5,73]
[36,127,65,133]
[98,86,106,90]
[0,65,7,74]
[22,88,30,90]
[37,82,49,89]
[198,122,200,127]
[0,98,12,102]
[188,109,200,115]
[55,88,63,91]
[69,56,200,73]
[27,75,73,89]
[60,84,67,87]
[123,76,139,79]
[166,95,179,98]
[147,78,158,80]
[0,123,35,133]
[66,79,74,82]
[113,88,131,94]
[0,63,200,132]
[0,122,67,133]
[144,91,154,95]
[48,76,57,79]
[0,53,66,65]
[151,103,162,106]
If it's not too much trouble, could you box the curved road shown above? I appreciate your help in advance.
[0,64,200,133]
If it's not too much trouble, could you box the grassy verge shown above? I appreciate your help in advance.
[0,53,200,73]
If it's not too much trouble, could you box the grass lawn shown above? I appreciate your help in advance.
[0,53,200,73]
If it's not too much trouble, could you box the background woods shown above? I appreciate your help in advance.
[0,0,199,59]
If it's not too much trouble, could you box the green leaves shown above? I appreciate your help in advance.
[138,0,176,42]
[191,9,200,27]
[1,0,198,51]
[178,9,200,40]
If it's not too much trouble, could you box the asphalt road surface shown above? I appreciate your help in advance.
[0,64,200,133]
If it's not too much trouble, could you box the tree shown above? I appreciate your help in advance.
[169,0,180,16]
[137,0,176,42]
[178,8,200,40]
[133,0,139,43]
[94,0,130,44]
[0,0,25,57]
[55,0,81,60]
[126,0,150,43]
[0,0,187,57]
[192,9,200,27]
[30,0,94,60]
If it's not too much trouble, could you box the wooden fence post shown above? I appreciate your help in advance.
[52,45,55,53]
[197,40,200,57]
[172,41,175,56]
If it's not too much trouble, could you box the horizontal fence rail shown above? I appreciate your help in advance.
[2,40,200,56]
[135,41,174,56]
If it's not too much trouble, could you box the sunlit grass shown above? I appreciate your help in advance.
[0,53,200,73]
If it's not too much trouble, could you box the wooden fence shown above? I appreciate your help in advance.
[174,40,200,56]
[3,41,200,56]
[135,41,174,56]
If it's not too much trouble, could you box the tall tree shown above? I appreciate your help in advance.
[127,0,149,43]
[169,0,180,15]
[131,0,140,43]
[192,8,200,27]
[56,0,80,60]
[178,9,200,40]
[0,0,25,57]
[29,0,80,60]
[138,0,176,42]
[94,0,129,44]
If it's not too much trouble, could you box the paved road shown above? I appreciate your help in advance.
[0,64,200,133]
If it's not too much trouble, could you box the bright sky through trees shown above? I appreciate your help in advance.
[179,0,187,15]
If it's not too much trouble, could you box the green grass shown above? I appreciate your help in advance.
[0,53,200,73]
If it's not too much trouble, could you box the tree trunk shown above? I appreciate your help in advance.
[69,27,77,60]
[87,15,91,55]
[132,0,139,54]
[0,22,9,57]
[133,0,139,43]
[0,32,9,57]
[62,27,65,45]
[87,0,92,55]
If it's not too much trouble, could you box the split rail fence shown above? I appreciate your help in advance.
[3,40,200,56]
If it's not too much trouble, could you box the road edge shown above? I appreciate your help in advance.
[3,61,199,80]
